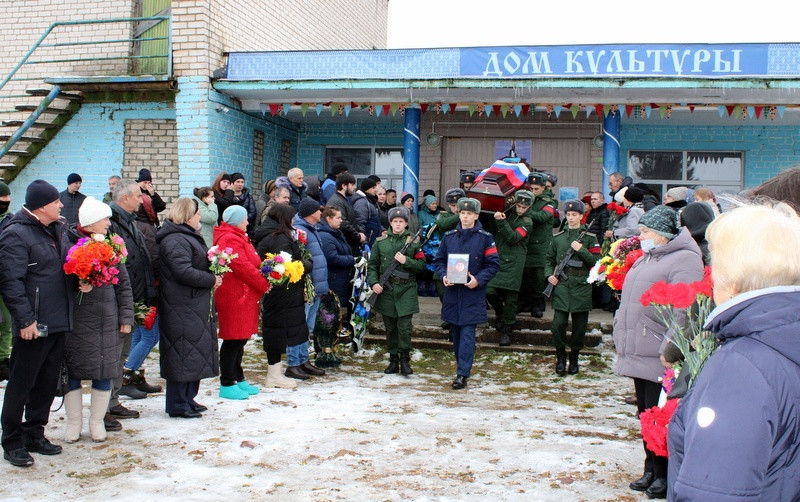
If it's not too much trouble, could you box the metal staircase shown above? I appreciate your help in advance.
[0,15,171,183]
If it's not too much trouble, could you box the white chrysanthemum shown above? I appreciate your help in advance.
[273,264,285,275]
[279,251,292,262]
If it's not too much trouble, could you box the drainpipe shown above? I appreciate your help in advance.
[602,112,621,203]
[402,108,421,202]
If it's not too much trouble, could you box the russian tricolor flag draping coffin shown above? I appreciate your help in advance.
[467,158,531,213]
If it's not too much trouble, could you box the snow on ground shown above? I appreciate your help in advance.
[0,341,649,501]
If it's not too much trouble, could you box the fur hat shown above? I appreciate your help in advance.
[666,186,689,202]
[79,196,112,227]
[136,168,152,182]
[515,190,534,206]
[222,205,248,226]
[444,188,466,204]
[460,171,476,184]
[67,172,82,185]
[545,172,558,187]
[387,207,409,222]
[563,199,585,214]
[25,180,59,211]
[527,172,548,186]
[298,197,321,218]
[639,205,679,239]
[456,197,481,214]
[624,186,646,203]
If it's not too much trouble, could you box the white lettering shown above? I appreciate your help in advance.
[565,51,583,73]
[692,49,711,72]
[713,49,742,73]
[669,49,692,75]
[731,49,742,72]
[483,52,503,77]
[606,50,625,73]
[585,50,606,75]
[628,50,645,72]
[522,52,553,74]
[646,50,669,72]
[503,52,521,74]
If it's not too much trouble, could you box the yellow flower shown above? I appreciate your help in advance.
[284,260,304,283]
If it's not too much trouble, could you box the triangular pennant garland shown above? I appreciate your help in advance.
[315,103,323,116]
[260,103,268,117]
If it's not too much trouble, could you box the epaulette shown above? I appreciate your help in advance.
[553,230,565,236]
[443,229,458,236]
[478,229,494,238]
[584,231,597,238]
[374,235,388,243]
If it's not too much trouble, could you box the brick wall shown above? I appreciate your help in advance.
[123,118,179,209]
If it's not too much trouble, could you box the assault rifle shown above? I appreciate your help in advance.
[542,230,587,299]
[366,224,437,307]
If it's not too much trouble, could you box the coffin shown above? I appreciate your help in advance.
[467,157,530,213]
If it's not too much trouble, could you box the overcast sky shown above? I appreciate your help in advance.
[388,0,798,48]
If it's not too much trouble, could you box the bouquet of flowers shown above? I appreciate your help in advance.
[293,228,315,302]
[64,233,128,288]
[207,245,238,276]
[639,397,680,458]
[587,236,642,291]
[260,251,304,289]
[133,300,157,330]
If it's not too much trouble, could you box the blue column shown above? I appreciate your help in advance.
[402,108,421,202]
[602,112,621,203]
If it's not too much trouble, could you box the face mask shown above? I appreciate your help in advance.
[640,238,658,253]
[0,201,9,214]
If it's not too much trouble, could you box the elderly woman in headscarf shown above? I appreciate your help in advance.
[613,204,704,499]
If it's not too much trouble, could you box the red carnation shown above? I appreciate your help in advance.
[691,266,714,298]
[607,202,628,215]
[144,307,157,330]
[640,398,680,458]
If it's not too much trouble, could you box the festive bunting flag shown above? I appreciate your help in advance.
[344,104,351,117]
[522,104,530,116]
[625,105,633,118]
[769,106,777,119]
[596,104,605,117]
[390,104,398,116]
[468,104,476,116]
[718,106,726,117]
[777,106,786,118]
[513,104,522,117]
[645,105,652,118]
[330,103,337,116]
[754,106,763,119]
[747,106,755,119]
[500,104,509,117]
[375,105,382,117]
[300,103,308,116]
[659,106,667,118]
[688,104,695,113]
[260,103,268,117]
[733,105,742,119]
[269,104,279,116]
[398,104,406,116]
[725,105,735,116]
[282,103,291,115]
[420,103,429,113]
[435,103,444,114]
[553,105,562,117]
[449,103,457,113]
[570,105,579,119]
[315,103,323,116]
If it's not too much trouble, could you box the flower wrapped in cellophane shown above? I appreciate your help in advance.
[63,233,127,287]
[587,236,643,291]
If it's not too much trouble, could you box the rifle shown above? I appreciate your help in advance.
[366,224,437,307]
[543,230,587,299]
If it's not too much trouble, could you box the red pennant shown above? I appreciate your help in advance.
[420,103,429,113]
[382,104,391,116]
[650,103,660,109]
[268,104,279,116]
[725,105,735,116]
[688,105,695,113]
[521,104,530,116]
[595,104,604,117]
[625,105,633,118]
[492,104,501,116]
[448,103,457,113]
[350,102,358,108]
[754,106,763,119]
[563,103,572,109]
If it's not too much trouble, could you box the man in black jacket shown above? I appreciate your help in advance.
[0,180,73,467]
[326,173,365,255]
[58,172,86,226]
[106,180,157,426]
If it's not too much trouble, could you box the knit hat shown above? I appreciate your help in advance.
[264,179,276,195]
[400,192,414,205]
[456,197,481,214]
[331,164,348,176]
[679,202,715,241]
[387,207,409,222]
[360,177,377,192]
[25,180,60,211]
[67,172,82,185]
[639,205,679,239]
[220,173,232,182]
[666,186,689,202]
[298,197,321,218]
[79,196,112,227]
[222,205,248,226]
[624,186,646,204]
[0,181,10,197]
[230,172,245,183]
[563,199,585,214]
[423,194,438,207]
[444,188,466,204]
[136,168,152,182]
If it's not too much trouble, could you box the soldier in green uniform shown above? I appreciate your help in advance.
[367,207,426,376]
[486,190,534,346]
[545,200,601,376]
[519,172,559,318]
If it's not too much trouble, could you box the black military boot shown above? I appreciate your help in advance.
[399,352,413,376]
[555,348,567,376]
[384,354,400,374]
[568,349,580,375]
[531,295,544,318]
[498,325,511,347]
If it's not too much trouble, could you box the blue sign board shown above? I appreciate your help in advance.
[226,44,800,81]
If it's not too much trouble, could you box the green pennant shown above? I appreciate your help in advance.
[390,103,398,116]
[300,103,308,116]
[330,103,337,116]
[500,104,509,117]
[659,106,667,118]
[733,105,742,119]
[570,105,579,119]
[468,104,476,116]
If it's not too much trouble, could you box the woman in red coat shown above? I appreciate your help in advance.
[213,205,269,400]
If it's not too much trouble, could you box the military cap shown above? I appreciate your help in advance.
[444,187,467,204]
[387,206,410,222]
[460,171,476,184]
[545,172,558,187]
[456,197,481,214]
[527,172,548,186]
[514,189,534,206]
[563,199,586,214]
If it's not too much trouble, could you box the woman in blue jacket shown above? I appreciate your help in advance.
[668,202,800,501]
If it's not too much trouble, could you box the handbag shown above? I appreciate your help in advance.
[54,360,69,398]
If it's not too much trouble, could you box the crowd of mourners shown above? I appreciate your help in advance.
[1,162,799,502]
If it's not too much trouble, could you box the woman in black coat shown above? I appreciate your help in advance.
[254,204,311,388]
[317,206,357,322]
[156,198,222,418]
[212,172,234,224]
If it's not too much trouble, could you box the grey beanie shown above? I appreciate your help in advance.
[639,205,679,239]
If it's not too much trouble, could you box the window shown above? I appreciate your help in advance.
[628,150,743,198]
[325,147,404,192]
